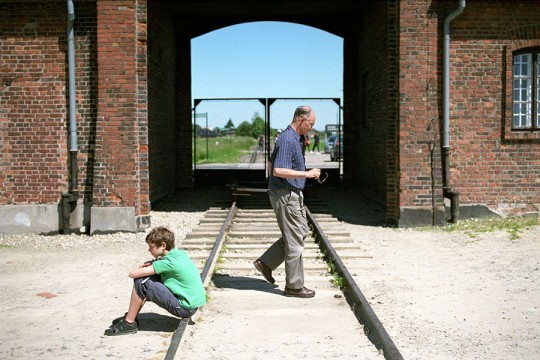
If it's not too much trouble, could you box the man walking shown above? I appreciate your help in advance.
[253,106,321,298]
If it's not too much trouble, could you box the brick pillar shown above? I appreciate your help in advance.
[386,0,400,226]
[91,0,149,233]
[396,0,444,226]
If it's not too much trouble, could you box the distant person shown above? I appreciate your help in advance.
[253,105,321,298]
[104,227,206,336]
[273,130,281,151]
[299,133,309,157]
[310,131,320,153]
[258,134,265,154]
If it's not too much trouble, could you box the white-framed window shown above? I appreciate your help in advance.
[513,49,540,130]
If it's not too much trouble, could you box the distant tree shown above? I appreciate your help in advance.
[251,112,265,138]
[236,121,253,137]
[224,118,235,130]
[193,124,202,137]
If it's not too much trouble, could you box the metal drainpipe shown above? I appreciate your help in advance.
[442,0,465,224]
[61,0,79,234]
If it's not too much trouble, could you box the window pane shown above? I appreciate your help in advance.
[521,88,528,100]
[525,103,532,127]
[514,55,522,74]
[513,114,521,128]
[514,54,531,76]
[513,102,532,128]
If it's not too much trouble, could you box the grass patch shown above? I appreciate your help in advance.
[327,261,345,289]
[194,136,257,164]
[439,217,539,240]
[332,272,345,289]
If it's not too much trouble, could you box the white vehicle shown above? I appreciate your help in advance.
[324,135,337,154]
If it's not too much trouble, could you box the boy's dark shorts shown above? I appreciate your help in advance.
[134,276,197,318]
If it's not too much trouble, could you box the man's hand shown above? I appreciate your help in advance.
[305,168,321,179]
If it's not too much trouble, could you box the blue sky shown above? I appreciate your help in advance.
[191,21,343,131]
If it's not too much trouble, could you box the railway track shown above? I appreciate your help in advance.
[164,187,402,360]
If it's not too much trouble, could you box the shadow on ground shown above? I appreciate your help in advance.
[152,185,227,212]
[212,274,282,295]
[108,312,180,332]
[137,313,180,332]
[306,184,386,226]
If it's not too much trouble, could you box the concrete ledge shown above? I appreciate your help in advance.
[399,206,446,227]
[0,204,60,234]
[400,204,539,228]
[90,206,137,234]
[455,204,500,219]
[0,203,88,235]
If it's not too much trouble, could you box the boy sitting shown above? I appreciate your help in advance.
[105,226,206,336]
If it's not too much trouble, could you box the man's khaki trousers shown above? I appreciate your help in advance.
[260,188,309,289]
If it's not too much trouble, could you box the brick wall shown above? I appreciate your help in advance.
[1,0,538,233]
[0,2,97,206]
[353,0,539,224]
[446,0,540,216]
[395,0,540,220]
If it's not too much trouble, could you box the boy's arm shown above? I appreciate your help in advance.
[128,264,157,279]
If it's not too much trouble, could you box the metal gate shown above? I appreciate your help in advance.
[193,98,342,177]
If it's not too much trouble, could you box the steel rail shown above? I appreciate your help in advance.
[200,202,238,287]
[164,202,237,360]
[306,207,404,360]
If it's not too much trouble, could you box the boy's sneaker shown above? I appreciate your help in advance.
[104,318,138,336]
[111,312,139,327]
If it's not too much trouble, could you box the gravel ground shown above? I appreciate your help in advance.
[0,184,539,359]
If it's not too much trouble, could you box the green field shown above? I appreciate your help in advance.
[194,136,257,164]
[193,136,331,164]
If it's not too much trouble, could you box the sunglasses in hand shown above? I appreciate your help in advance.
[316,172,328,184]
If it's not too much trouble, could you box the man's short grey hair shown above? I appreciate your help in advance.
[293,106,312,121]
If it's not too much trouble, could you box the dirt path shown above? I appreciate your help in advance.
[0,186,538,359]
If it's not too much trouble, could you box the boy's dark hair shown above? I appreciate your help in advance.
[146,227,175,250]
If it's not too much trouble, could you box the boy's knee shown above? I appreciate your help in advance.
[133,277,148,299]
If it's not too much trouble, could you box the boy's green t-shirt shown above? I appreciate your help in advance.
[152,248,206,309]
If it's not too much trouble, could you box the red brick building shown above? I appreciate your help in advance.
[1,0,539,234]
